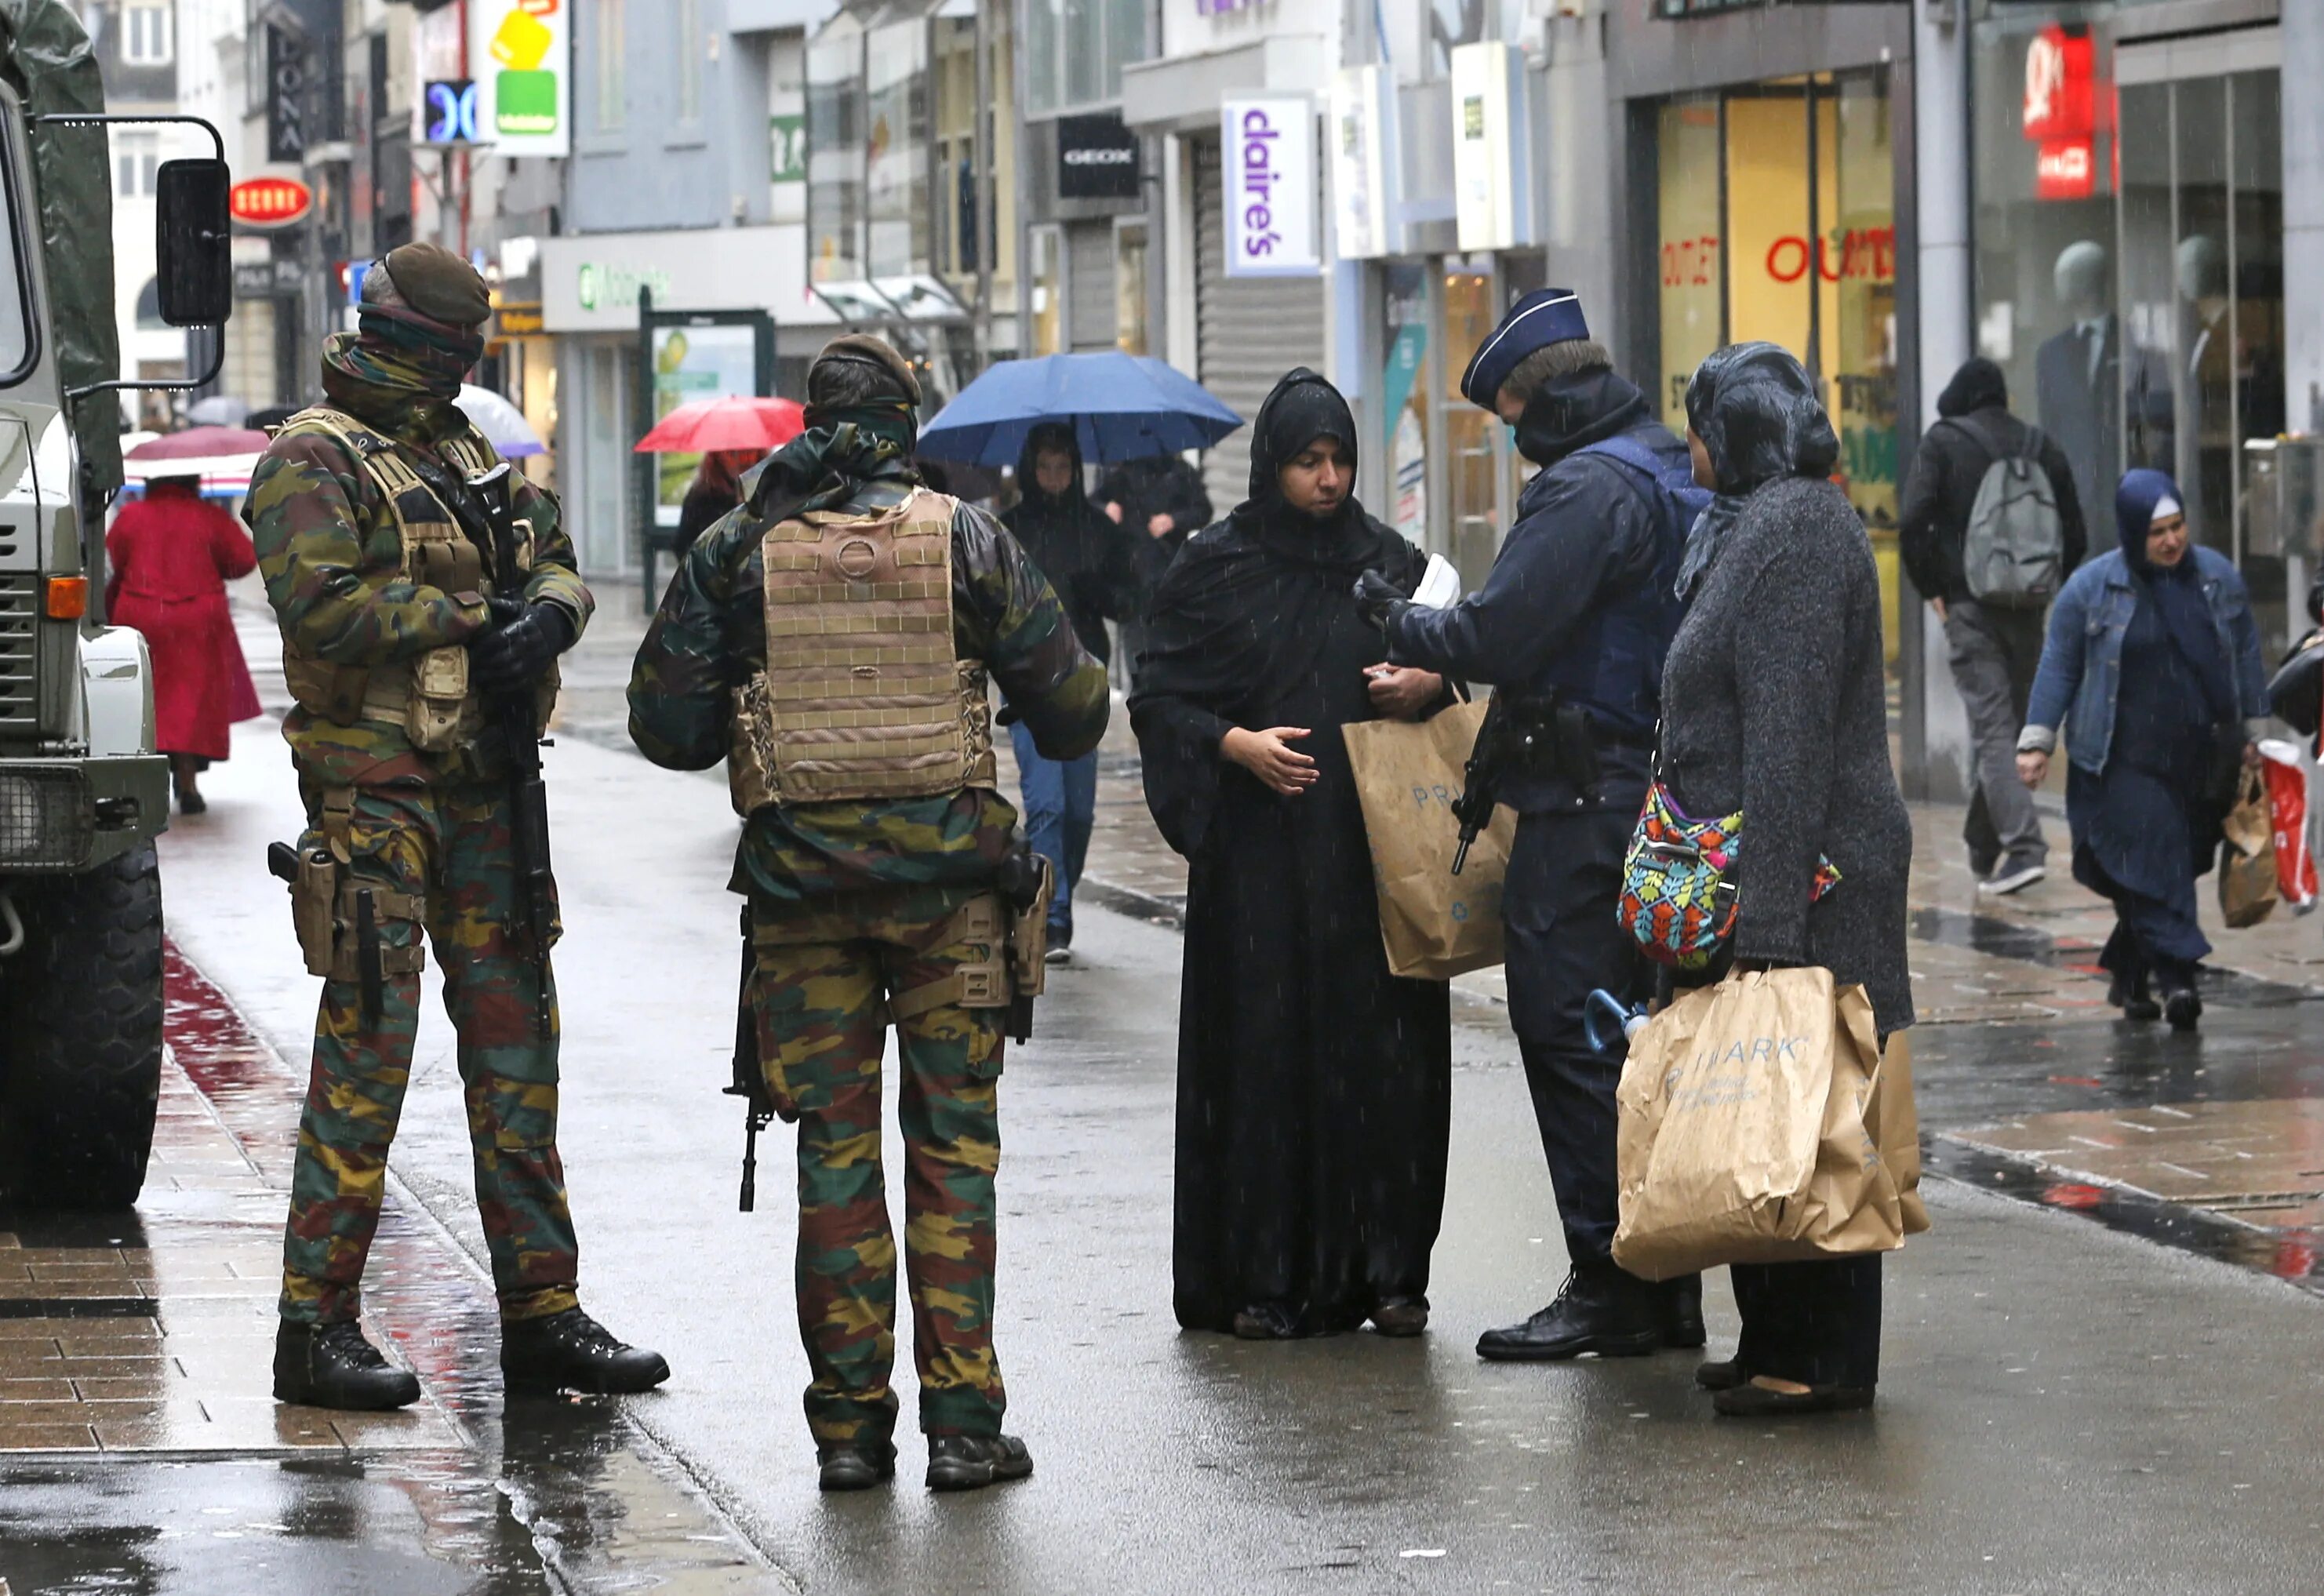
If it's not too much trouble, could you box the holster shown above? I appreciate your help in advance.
[1007,854,1055,1000]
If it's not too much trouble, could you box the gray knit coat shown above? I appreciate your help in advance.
[1660,475,1916,1034]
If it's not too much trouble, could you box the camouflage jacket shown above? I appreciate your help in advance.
[627,476,1110,909]
[245,405,591,788]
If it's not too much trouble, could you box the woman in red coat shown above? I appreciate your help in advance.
[104,475,260,814]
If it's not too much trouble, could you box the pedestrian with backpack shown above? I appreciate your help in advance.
[1901,358,2087,894]
[1354,291,1711,1364]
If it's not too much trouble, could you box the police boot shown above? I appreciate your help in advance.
[926,1434,1035,1492]
[1475,1263,1662,1362]
[500,1308,671,1398]
[274,1319,422,1411]
[1658,1274,1706,1350]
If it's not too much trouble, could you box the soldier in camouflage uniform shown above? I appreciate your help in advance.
[627,335,1107,1492]
[249,242,667,1412]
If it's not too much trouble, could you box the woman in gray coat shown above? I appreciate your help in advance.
[1662,342,1915,1416]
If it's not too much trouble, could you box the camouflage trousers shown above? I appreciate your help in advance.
[749,892,1008,1444]
[279,780,580,1326]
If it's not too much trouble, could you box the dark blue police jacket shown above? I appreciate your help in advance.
[1389,372,1705,813]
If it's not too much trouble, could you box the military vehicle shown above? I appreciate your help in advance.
[0,1,234,1207]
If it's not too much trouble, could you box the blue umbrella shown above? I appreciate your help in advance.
[915,351,1242,468]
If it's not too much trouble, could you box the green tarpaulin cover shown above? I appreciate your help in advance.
[0,0,120,499]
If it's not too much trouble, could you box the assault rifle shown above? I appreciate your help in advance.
[409,454,558,1042]
[1450,693,1515,876]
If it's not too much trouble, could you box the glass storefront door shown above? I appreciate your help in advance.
[1654,70,1901,671]
[2117,60,2286,639]
[1443,268,1503,588]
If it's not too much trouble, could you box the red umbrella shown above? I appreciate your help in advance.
[633,396,806,454]
[127,426,271,461]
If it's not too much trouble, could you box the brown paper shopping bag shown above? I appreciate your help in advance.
[1342,700,1515,980]
[2220,767,2280,929]
[1867,1027,1929,1237]
[1612,966,1908,1281]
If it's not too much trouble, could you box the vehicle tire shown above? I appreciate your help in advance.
[0,845,165,1209]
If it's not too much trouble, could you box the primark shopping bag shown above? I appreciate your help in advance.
[1343,700,1515,981]
[1612,966,1911,1281]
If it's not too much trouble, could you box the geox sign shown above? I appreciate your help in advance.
[1057,114,1141,200]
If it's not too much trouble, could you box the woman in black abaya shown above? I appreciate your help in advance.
[1130,368,1453,1340]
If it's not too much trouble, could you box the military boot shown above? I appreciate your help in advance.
[819,1441,898,1492]
[274,1319,422,1411]
[1475,1263,1662,1362]
[500,1308,671,1398]
[926,1434,1035,1492]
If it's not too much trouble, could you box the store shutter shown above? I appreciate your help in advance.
[1191,136,1326,516]
[1067,221,1117,351]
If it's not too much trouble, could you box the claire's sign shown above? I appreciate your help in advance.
[1220,96,1318,278]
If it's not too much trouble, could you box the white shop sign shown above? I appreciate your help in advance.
[1220,96,1319,278]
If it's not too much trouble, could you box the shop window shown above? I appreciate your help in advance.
[1653,70,1900,670]
[1443,270,1501,589]
[1024,0,1144,118]
[864,20,930,278]
[1972,13,2285,645]
[1028,226,1062,356]
[1115,220,1149,357]
[1382,262,1431,548]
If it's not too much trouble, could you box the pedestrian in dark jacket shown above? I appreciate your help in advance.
[675,449,761,554]
[1356,289,1708,1365]
[1099,453,1213,677]
[1900,357,2086,894]
[2017,469,2268,1031]
[1664,341,1915,1417]
[1002,422,1134,957]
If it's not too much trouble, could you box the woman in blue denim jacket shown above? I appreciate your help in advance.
[2015,469,2268,1029]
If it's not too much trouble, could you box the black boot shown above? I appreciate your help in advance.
[1475,1264,1662,1362]
[1657,1274,1705,1350]
[926,1434,1034,1492]
[818,1440,897,1492]
[274,1319,421,1411]
[2163,985,2202,1032]
[500,1308,671,1397]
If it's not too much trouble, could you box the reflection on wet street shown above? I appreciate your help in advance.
[0,946,778,1595]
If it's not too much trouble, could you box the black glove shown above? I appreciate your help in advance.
[1352,569,1411,634]
[468,599,575,695]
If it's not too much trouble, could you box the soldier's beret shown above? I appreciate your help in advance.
[377,242,493,330]
[1459,289,1591,409]
[812,333,922,408]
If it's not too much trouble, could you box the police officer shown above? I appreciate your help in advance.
[1355,291,1706,1361]
[627,336,1108,1493]
[249,243,667,1410]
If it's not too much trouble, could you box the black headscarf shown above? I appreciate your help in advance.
[1675,342,1841,602]
[2118,467,2233,720]
[1227,367,1380,574]
[1936,357,2009,420]
[1129,368,1425,853]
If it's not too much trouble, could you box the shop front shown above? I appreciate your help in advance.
[540,224,834,577]
[1646,67,1908,678]
[1969,2,2289,648]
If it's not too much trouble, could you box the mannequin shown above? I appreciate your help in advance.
[2035,240,2120,545]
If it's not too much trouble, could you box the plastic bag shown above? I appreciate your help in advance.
[2260,739,2319,912]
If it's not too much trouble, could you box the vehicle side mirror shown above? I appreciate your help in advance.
[155,158,231,328]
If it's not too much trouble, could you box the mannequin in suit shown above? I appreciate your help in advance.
[2035,241,2120,546]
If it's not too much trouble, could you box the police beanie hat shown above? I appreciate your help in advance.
[812,333,923,408]
[378,242,493,330]
[1458,289,1590,409]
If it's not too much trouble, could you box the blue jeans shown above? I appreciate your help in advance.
[1008,722,1097,944]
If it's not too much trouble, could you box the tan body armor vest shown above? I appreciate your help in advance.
[277,408,551,752]
[728,487,996,813]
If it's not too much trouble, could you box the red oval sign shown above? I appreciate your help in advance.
[228,176,312,227]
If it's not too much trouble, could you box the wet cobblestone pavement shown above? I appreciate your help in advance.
[0,939,783,1592]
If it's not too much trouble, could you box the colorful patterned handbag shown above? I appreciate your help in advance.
[1618,778,1841,969]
